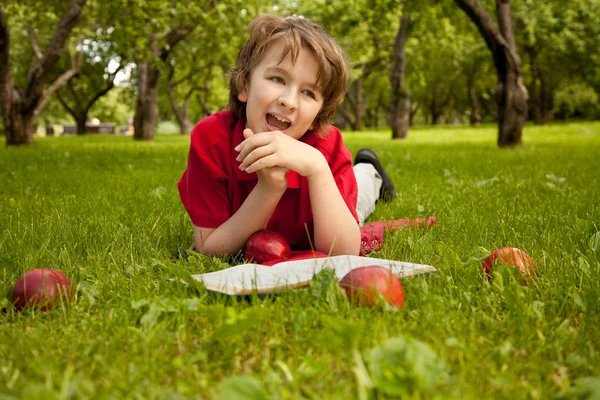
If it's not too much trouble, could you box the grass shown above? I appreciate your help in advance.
[1,122,599,399]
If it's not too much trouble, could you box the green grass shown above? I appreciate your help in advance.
[1,122,599,399]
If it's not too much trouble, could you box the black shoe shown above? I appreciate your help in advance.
[354,148,397,201]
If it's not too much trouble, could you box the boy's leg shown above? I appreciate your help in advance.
[353,148,397,225]
[354,163,381,225]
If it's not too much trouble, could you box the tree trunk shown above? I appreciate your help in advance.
[339,61,378,131]
[133,24,196,141]
[469,87,482,125]
[5,92,35,145]
[454,0,528,147]
[166,66,199,135]
[430,83,448,125]
[410,101,420,125]
[389,15,411,139]
[495,0,528,147]
[526,47,543,124]
[466,65,482,125]
[133,62,159,140]
[57,63,121,135]
[539,70,552,121]
[76,116,86,135]
[350,79,364,131]
[0,0,87,146]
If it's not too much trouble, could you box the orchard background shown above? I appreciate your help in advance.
[1,1,600,398]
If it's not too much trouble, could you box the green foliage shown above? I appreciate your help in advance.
[90,87,134,126]
[2,1,70,88]
[216,376,267,400]
[553,82,599,119]
[4,0,599,143]
[367,336,448,396]
[1,122,600,397]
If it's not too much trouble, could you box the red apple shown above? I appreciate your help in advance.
[482,247,536,283]
[261,250,328,266]
[287,250,328,261]
[244,230,292,265]
[12,269,72,311]
[339,265,405,309]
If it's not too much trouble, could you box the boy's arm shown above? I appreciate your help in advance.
[193,173,287,255]
[237,129,360,256]
[190,128,291,256]
[307,162,361,256]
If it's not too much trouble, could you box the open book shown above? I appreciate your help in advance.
[191,255,437,295]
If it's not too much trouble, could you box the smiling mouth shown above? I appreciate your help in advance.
[266,113,291,131]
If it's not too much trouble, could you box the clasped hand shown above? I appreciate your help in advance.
[235,128,327,179]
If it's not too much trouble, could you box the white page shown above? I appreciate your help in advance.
[192,255,437,295]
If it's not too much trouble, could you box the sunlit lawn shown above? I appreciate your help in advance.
[1,121,599,399]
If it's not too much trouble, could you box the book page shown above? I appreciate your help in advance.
[192,255,437,295]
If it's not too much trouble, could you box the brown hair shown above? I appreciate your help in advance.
[228,14,348,136]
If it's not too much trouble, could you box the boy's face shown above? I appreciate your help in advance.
[238,43,324,140]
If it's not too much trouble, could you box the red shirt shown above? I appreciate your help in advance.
[178,111,358,250]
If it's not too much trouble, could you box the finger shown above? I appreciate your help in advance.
[236,134,275,162]
[239,145,276,171]
[244,153,281,173]
[243,128,254,139]
[234,129,255,152]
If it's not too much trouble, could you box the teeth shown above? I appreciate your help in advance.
[270,113,290,124]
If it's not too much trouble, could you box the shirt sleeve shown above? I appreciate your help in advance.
[177,121,231,228]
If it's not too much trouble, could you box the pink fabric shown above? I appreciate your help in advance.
[359,216,437,256]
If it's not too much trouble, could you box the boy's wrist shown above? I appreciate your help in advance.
[306,155,329,178]
[255,177,288,196]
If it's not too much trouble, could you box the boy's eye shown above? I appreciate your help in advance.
[270,77,284,84]
[302,90,316,99]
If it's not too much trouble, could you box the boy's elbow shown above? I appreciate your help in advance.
[193,228,232,257]
[327,230,361,256]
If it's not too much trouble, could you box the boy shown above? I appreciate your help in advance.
[178,14,395,258]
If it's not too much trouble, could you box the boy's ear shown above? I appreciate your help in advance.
[237,91,248,103]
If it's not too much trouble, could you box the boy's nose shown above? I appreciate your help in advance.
[278,90,297,110]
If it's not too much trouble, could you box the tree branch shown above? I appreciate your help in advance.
[453,0,521,71]
[336,102,355,127]
[171,64,209,87]
[82,65,122,114]
[28,26,43,60]
[166,80,183,124]
[24,0,87,112]
[56,88,77,117]
[66,79,82,113]
[33,50,82,117]
[0,6,14,113]
[364,75,382,111]
[159,24,196,62]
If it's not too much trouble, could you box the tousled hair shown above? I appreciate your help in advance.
[228,14,348,137]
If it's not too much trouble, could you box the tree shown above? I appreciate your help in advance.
[389,14,412,139]
[55,44,123,134]
[162,1,251,134]
[0,0,87,146]
[52,2,127,135]
[512,0,600,124]
[453,0,528,147]
[306,0,399,131]
[114,0,218,141]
